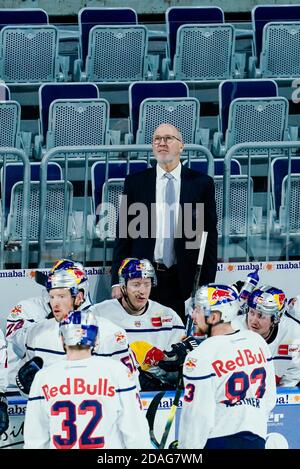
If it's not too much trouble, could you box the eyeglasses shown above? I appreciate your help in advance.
[152,135,182,145]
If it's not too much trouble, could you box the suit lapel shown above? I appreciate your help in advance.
[180,165,192,204]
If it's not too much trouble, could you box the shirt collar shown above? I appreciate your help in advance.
[156,162,181,181]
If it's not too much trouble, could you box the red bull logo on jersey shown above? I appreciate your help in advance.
[42,378,115,401]
[185,358,197,371]
[212,348,267,377]
[114,331,126,345]
[10,305,22,317]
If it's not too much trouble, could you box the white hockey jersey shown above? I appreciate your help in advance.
[179,329,276,449]
[25,316,134,374]
[0,330,7,393]
[232,313,300,387]
[24,356,151,449]
[90,299,185,379]
[5,296,91,388]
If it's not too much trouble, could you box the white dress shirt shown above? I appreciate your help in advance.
[154,163,181,263]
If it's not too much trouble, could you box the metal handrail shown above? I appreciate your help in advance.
[0,148,30,268]
[39,143,214,267]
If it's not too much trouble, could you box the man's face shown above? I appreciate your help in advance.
[49,288,82,322]
[247,308,272,338]
[125,278,152,312]
[152,124,183,168]
[191,305,209,335]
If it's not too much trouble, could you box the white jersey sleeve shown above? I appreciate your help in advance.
[271,313,300,387]
[92,316,138,379]
[6,296,50,358]
[112,364,151,448]
[0,330,8,393]
[179,329,276,449]
[23,368,50,448]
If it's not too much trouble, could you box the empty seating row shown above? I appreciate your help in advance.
[1,78,298,161]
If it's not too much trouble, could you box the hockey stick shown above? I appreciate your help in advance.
[146,390,166,448]
[185,231,208,336]
[158,386,182,449]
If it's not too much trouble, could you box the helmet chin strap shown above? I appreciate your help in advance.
[121,286,145,313]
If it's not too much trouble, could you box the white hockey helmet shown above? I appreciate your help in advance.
[46,259,89,298]
[195,284,240,323]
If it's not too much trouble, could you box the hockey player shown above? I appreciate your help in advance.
[0,330,9,437]
[232,285,300,387]
[16,262,135,395]
[5,259,87,389]
[90,258,186,390]
[178,284,277,449]
[24,310,151,449]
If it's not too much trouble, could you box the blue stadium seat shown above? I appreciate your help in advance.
[278,174,300,235]
[135,97,201,144]
[218,79,278,137]
[1,162,62,222]
[250,5,300,79]
[34,82,99,158]
[0,25,68,85]
[0,8,48,29]
[215,175,255,238]
[91,160,148,224]
[165,6,224,70]
[127,81,189,143]
[0,100,31,157]
[77,7,137,66]
[183,158,241,175]
[163,23,238,82]
[271,157,300,219]
[251,4,300,60]
[74,24,158,84]
[45,98,117,156]
[213,96,289,157]
[6,180,74,243]
[213,79,280,156]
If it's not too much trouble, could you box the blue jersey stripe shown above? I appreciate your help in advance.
[25,345,65,356]
[93,347,128,357]
[28,395,45,401]
[125,326,185,333]
[183,372,216,380]
[116,385,136,393]
[273,356,293,361]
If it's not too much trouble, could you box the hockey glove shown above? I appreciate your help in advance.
[0,393,9,436]
[139,369,176,391]
[16,356,43,395]
[157,336,200,372]
[232,280,245,294]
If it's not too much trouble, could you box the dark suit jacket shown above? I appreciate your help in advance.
[112,165,218,300]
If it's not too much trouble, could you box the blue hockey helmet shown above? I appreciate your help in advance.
[59,310,98,347]
[247,285,286,320]
[118,258,157,287]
